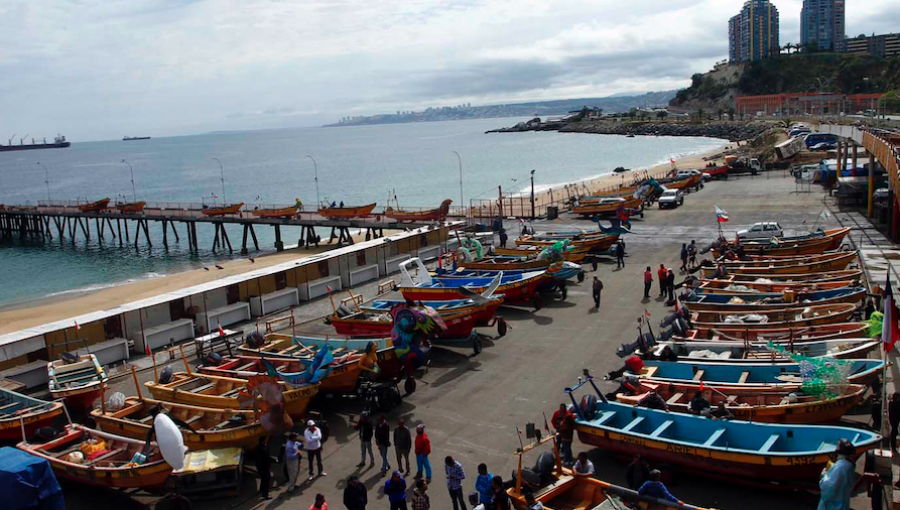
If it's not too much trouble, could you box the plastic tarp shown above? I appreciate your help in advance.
[175,447,243,475]
[0,447,65,510]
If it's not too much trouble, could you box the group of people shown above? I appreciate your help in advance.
[254,420,326,503]
[644,264,676,303]
[679,240,698,271]
[354,414,426,479]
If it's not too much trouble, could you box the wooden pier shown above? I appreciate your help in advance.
[0,200,454,254]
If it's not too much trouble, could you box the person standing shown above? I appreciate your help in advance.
[305,420,325,481]
[499,229,508,249]
[656,264,667,297]
[550,403,572,431]
[615,241,625,268]
[818,440,856,510]
[285,432,302,492]
[474,463,493,508]
[687,240,697,268]
[558,414,575,465]
[592,276,603,309]
[394,418,413,476]
[643,267,652,300]
[625,454,650,490]
[375,415,392,475]
[255,436,273,500]
[384,471,408,510]
[356,414,375,467]
[665,269,676,303]
[309,494,328,510]
[343,476,368,510]
[411,479,430,510]
[491,476,511,510]
[638,470,682,506]
[680,243,688,272]
[444,456,467,510]
[414,424,432,482]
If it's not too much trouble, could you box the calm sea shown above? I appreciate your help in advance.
[0,118,723,306]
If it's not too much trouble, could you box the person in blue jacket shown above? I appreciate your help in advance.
[818,439,856,510]
[474,463,493,507]
[384,470,408,510]
[637,470,682,506]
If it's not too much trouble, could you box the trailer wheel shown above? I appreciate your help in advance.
[497,317,508,337]
[533,297,543,311]
[473,338,483,355]
[577,272,585,283]
[404,376,417,395]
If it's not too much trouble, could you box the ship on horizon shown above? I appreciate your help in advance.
[0,134,70,152]
[122,136,151,141]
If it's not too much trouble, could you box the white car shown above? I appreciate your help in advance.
[737,222,783,240]
[657,189,684,209]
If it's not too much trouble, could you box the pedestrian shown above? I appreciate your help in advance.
[499,229,508,248]
[343,476,368,510]
[573,452,594,478]
[255,436,273,500]
[665,269,676,302]
[411,479,430,510]
[444,456,467,510]
[550,403,572,430]
[285,431,302,492]
[656,264,667,297]
[375,415,392,475]
[688,391,710,415]
[688,240,697,268]
[615,241,625,268]
[305,420,325,480]
[680,243,688,272]
[643,266,652,300]
[394,418,413,476]
[384,470,408,510]
[474,463,493,507]
[491,476,511,510]
[625,454,650,490]
[558,279,568,300]
[414,424,433,482]
[592,276,603,309]
[309,493,328,510]
[524,493,544,510]
[818,440,855,510]
[355,414,375,467]
[638,470,682,506]
[558,413,575,465]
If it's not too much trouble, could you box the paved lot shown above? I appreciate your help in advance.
[64,173,850,510]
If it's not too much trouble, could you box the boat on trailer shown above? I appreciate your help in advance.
[689,303,859,329]
[398,258,547,303]
[636,358,883,388]
[48,353,109,413]
[682,286,866,312]
[652,338,879,363]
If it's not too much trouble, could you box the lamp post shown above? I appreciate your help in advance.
[451,151,464,214]
[211,157,225,203]
[36,162,50,203]
[121,159,136,202]
[530,169,536,219]
[305,155,319,207]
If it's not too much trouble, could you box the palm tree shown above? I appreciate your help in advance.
[656,110,668,121]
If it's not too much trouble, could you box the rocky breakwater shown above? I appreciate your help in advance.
[488,120,770,142]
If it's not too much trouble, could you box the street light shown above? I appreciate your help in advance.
[36,162,50,202]
[121,159,136,202]
[530,169,536,219]
[305,155,319,207]
[451,151,463,211]
[211,157,225,203]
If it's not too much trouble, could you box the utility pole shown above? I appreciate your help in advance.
[305,155,320,207]
[212,157,225,203]
[121,159,136,202]
[530,169,536,219]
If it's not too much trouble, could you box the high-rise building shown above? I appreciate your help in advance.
[728,1,780,63]
[800,0,845,51]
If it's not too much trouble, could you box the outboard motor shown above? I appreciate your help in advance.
[32,427,60,444]
[580,394,598,420]
[246,331,265,349]
[204,352,223,366]
[61,351,79,364]
[158,365,174,384]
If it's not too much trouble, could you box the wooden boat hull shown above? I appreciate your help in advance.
[201,203,244,216]
[516,234,618,253]
[658,338,879,363]
[114,201,146,214]
[329,307,479,340]
[78,198,111,212]
[91,396,264,451]
[460,254,586,270]
[683,287,866,312]
[638,359,883,388]
[700,252,856,276]
[674,322,870,343]
[360,298,502,327]
[48,354,109,413]
[694,278,857,295]
[0,389,65,441]
[400,272,548,302]
[318,203,376,219]
[690,303,859,329]
[707,269,864,284]
[494,245,592,258]
[384,199,452,222]
[715,228,851,257]
[251,206,298,218]
[572,197,643,216]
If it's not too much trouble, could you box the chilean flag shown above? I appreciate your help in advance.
[715,205,729,223]
[883,272,900,352]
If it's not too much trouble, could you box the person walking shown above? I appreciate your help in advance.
[638,470,682,506]
[411,479,430,510]
[394,418,413,476]
[414,424,432,482]
[343,476,368,510]
[592,276,603,309]
[474,463,493,508]
[384,471,408,510]
[285,432,302,492]
[499,229,508,249]
[625,454,650,490]
[305,420,325,480]
[643,267,652,300]
[680,243,688,272]
[355,414,375,467]
[444,456,467,510]
[665,269,676,303]
[255,436,273,500]
[491,476,511,510]
[375,415,392,475]
[615,241,625,268]
[687,240,697,268]
[656,264,667,297]
[309,494,328,510]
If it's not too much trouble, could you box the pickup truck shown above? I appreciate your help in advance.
[736,222,783,240]
[658,189,684,209]
[702,164,728,180]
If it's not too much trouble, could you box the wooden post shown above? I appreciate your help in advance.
[131,366,144,400]
[178,345,193,375]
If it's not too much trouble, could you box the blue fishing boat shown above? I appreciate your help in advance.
[566,374,881,482]
[436,261,583,286]
[683,286,866,312]
[638,358,883,387]
[399,258,547,302]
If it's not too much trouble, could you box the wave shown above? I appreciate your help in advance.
[43,271,166,298]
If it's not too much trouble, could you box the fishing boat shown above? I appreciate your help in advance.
[672,322,870,343]
[713,251,856,267]
[690,303,859,329]
[572,196,643,217]
[317,203,377,219]
[715,238,835,258]
[438,261,584,285]
[567,375,881,481]
[360,297,502,326]
[617,382,867,424]
[636,358,883,388]
[398,258,547,303]
[48,354,109,412]
[329,304,478,340]
[705,270,864,284]
[144,367,319,418]
[652,338,879,363]
[515,235,619,255]
[493,244,593,258]
[0,388,65,441]
[17,424,173,489]
[251,205,298,218]
[77,198,110,213]
[201,203,244,216]
[384,199,452,222]
[714,228,851,256]
[459,253,587,271]
[682,286,866,312]
[114,201,146,214]
[692,277,859,295]
[661,173,701,190]
[699,251,857,277]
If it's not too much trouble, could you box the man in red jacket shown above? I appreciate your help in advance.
[551,403,573,431]
[656,264,667,297]
[414,424,432,482]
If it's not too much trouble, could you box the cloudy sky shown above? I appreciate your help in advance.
[0,0,896,141]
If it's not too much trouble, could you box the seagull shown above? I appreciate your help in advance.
[203,266,210,271]
[215,264,225,270]
[248,257,255,263]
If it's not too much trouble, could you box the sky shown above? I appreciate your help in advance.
[0,0,897,141]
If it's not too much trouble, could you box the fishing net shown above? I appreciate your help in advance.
[766,341,852,398]
[538,240,569,263]
[868,312,884,338]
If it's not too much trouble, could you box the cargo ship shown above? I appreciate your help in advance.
[123,136,150,141]
[0,134,70,152]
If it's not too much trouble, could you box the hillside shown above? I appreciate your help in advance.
[670,53,900,111]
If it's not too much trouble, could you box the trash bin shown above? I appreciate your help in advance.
[547,205,559,220]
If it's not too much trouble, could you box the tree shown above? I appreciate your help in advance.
[697,108,706,122]
[656,110,668,121]
[717,108,724,120]
[728,107,736,121]
[691,73,704,89]
[628,108,637,120]
[879,91,900,115]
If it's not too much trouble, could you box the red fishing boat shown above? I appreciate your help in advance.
[318,203,376,219]
[114,201,146,214]
[78,198,110,212]
[327,299,500,339]
[397,258,547,304]
[0,388,65,441]
[48,354,109,413]
[201,202,244,216]
[384,199,452,222]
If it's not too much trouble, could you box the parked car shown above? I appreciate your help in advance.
[658,189,684,209]
[736,222,783,240]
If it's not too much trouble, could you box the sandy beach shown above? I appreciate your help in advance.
[0,142,730,336]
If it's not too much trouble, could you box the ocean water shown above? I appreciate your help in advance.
[0,118,724,305]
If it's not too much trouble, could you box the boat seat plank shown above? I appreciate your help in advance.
[649,420,674,438]
[703,428,727,447]
[642,367,658,378]
[85,448,126,466]
[621,417,645,432]
[52,444,85,459]
[184,415,202,425]
[189,383,216,394]
[818,441,836,452]
[170,378,199,389]
[692,370,705,381]
[738,371,750,384]
[0,402,22,413]
[221,388,244,398]
[235,363,256,372]
[665,393,684,405]
[138,415,154,424]
[595,411,617,426]
[533,475,574,499]
[726,395,739,405]
[760,434,780,453]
